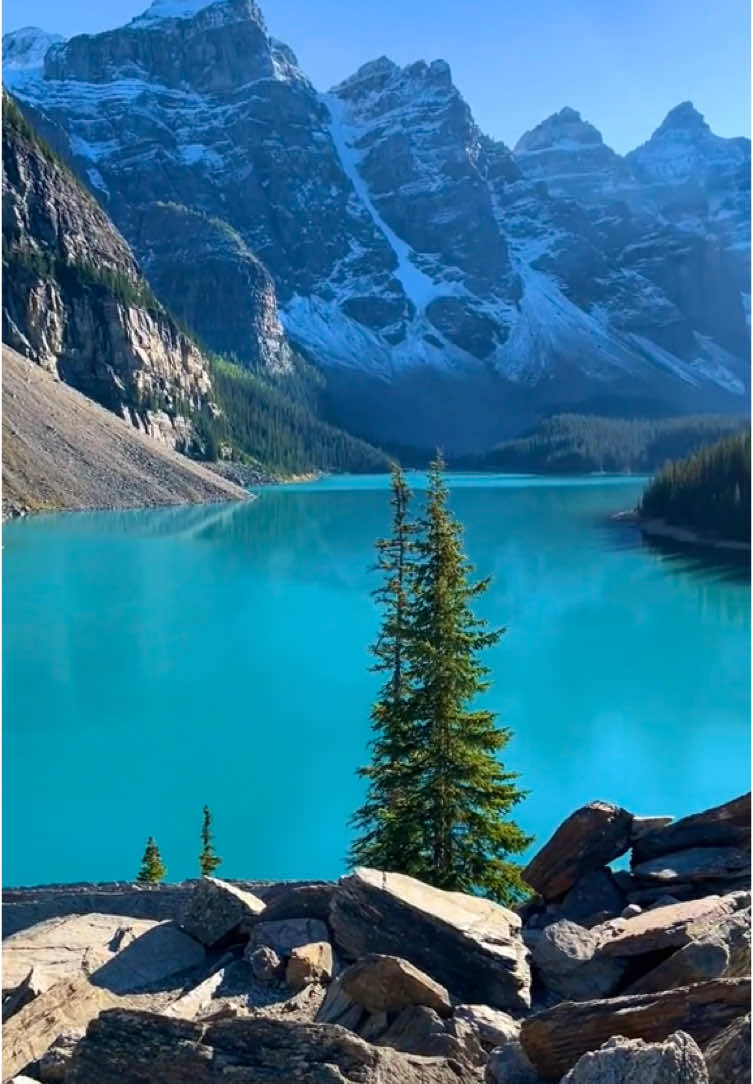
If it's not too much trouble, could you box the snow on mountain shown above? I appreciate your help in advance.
[2,4,748,450]
[2,27,64,86]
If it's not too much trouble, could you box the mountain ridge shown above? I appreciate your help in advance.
[3,4,749,451]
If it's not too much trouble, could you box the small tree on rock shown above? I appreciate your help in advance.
[137,836,166,884]
[199,805,222,877]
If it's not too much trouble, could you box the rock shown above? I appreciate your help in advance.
[34,1029,84,1083]
[260,883,335,923]
[453,1004,520,1048]
[523,802,633,902]
[631,846,750,885]
[66,1009,479,1082]
[2,968,44,1022]
[180,878,265,948]
[559,870,625,927]
[248,917,329,958]
[286,941,334,989]
[359,1011,389,1041]
[625,909,751,994]
[329,867,530,1010]
[596,894,737,956]
[339,954,452,1016]
[531,919,626,1000]
[316,974,364,1029]
[631,816,674,841]
[165,968,228,1020]
[621,904,642,918]
[248,945,284,985]
[88,921,205,993]
[1,913,159,993]
[626,937,731,995]
[632,794,751,863]
[376,1005,483,1064]
[704,1013,751,1084]
[2,977,126,1080]
[519,977,750,1080]
[485,1040,543,1084]
[560,1031,708,1083]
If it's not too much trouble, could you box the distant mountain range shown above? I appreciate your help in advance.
[3,0,750,453]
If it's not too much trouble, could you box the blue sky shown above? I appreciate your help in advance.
[2,0,749,152]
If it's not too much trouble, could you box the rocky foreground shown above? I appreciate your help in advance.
[2,793,750,1083]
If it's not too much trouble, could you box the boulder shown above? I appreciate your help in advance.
[2,968,44,1023]
[359,1011,389,1041]
[316,974,364,1030]
[1,913,158,993]
[630,816,674,841]
[66,1009,480,1082]
[2,977,126,1080]
[339,954,452,1016]
[559,870,625,927]
[248,945,284,985]
[596,894,737,957]
[34,1029,84,1083]
[376,1004,482,1063]
[560,1031,708,1083]
[631,846,750,886]
[88,921,205,993]
[453,1004,520,1048]
[286,941,334,989]
[704,1013,751,1084]
[248,917,329,958]
[330,868,530,1010]
[632,794,751,863]
[259,883,335,923]
[485,1041,543,1084]
[165,968,228,1020]
[625,909,750,994]
[520,977,750,1080]
[531,919,625,1000]
[180,878,265,947]
[523,802,633,902]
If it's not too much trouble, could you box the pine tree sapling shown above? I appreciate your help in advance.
[199,804,222,877]
[137,836,167,884]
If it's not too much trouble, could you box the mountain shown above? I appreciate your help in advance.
[2,91,390,475]
[2,92,215,452]
[3,4,750,452]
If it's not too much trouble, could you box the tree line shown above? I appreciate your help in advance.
[639,431,751,543]
[458,414,748,475]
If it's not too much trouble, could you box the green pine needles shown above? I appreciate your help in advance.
[136,836,167,884]
[199,805,222,877]
[350,456,532,904]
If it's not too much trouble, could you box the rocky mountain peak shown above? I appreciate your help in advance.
[3,27,65,86]
[514,106,604,154]
[654,100,710,137]
[43,0,304,92]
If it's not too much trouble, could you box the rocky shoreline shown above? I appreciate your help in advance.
[2,792,749,1082]
[611,510,750,554]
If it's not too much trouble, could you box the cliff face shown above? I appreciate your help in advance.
[2,95,214,451]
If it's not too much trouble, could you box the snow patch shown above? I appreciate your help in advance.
[322,93,449,312]
[2,27,64,85]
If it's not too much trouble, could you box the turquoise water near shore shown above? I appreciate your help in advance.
[3,474,750,886]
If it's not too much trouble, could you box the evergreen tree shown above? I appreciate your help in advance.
[199,804,222,877]
[405,454,531,902]
[349,455,531,904]
[349,464,421,870]
[136,836,167,884]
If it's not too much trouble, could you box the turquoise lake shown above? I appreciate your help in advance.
[3,474,750,887]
